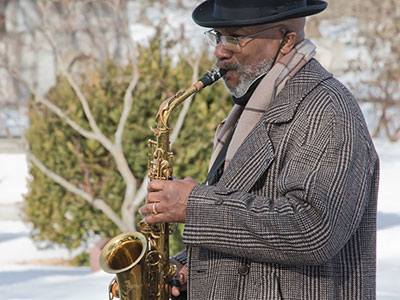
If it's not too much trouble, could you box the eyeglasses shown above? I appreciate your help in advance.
[204,25,283,53]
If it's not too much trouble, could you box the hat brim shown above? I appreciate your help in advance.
[192,0,327,28]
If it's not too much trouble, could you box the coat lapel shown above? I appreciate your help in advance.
[216,60,332,192]
[216,119,274,192]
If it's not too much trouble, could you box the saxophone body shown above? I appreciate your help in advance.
[99,67,226,300]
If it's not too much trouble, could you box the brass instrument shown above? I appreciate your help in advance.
[99,67,227,300]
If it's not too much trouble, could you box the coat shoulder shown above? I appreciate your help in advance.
[298,63,377,160]
[299,61,365,126]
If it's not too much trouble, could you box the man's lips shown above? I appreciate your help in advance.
[217,62,239,82]
[218,61,239,73]
[222,69,236,78]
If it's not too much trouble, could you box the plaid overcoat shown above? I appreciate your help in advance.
[182,59,379,300]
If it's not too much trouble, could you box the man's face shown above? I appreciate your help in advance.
[214,24,284,97]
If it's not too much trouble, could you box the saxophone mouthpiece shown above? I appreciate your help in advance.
[198,67,227,88]
[218,68,228,77]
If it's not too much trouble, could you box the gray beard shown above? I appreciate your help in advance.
[222,59,274,98]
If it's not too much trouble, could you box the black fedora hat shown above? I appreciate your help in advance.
[192,0,327,28]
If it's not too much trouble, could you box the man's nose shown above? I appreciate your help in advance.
[214,42,233,60]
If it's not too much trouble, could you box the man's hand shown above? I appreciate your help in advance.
[170,258,187,298]
[139,177,198,224]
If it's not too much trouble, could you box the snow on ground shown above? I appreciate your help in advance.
[0,263,113,300]
[0,153,28,204]
[1,137,400,299]
[0,219,114,300]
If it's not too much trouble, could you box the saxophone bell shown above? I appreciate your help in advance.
[99,232,147,300]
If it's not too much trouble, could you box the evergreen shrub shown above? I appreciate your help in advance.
[23,35,232,258]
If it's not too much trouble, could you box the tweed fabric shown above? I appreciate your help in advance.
[183,59,379,300]
[208,40,316,173]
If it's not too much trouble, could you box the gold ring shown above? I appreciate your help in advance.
[152,203,158,215]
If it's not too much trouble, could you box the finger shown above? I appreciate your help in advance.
[176,266,188,288]
[142,212,167,224]
[139,202,160,216]
[147,180,166,192]
[151,202,160,215]
[138,203,152,216]
[138,203,146,216]
[178,271,185,284]
[146,191,160,203]
[171,286,181,297]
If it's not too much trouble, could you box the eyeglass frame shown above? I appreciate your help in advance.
[204,24,286,52]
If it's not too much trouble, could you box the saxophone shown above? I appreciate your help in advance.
[99,67,227,300]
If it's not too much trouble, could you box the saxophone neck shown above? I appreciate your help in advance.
[155,67,227,131]
[155,85,198,132]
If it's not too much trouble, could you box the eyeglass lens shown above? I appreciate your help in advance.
[206,31,241,52]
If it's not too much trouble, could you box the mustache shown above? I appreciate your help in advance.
[216,59,241,71]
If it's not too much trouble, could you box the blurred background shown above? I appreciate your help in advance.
[0,0,399,299]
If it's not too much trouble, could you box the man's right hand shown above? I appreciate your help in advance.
[170,259,187,298]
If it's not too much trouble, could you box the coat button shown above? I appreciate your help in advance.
[215,198,223,205]
[238,264,250,276]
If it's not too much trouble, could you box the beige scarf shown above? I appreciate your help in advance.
[208,39,316,172]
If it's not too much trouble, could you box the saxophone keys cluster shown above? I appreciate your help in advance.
[148,139,173,180]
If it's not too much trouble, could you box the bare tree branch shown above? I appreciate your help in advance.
[115,64,140,148]
[170,41,207,146]
[27,151,126,231]
[40,21,103,137]
[170,55,201,146]
[4,67,97,140]
[129,176,149,217]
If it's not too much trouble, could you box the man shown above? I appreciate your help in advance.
[139,1,379,299]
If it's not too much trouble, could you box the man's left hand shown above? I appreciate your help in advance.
[139,177,198,224]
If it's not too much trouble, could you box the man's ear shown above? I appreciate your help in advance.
[280,32,297,55]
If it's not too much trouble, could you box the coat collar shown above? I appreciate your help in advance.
[263,59,332,124]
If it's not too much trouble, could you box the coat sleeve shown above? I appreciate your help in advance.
[172,249,187,265]
[182,90,379,266]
